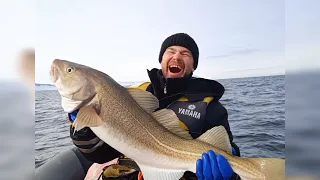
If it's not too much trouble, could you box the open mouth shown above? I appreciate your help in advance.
[169,65,182,74]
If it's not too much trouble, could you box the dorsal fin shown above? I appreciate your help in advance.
[127,87,193,140]
[127,88,159,114]
[152,109,193,140]
[197,126,233,154]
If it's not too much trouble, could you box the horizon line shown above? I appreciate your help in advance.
[35,73,285,85]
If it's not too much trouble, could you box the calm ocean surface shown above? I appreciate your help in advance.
[35,75,285,169]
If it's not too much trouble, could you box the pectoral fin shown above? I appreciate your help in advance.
[73,105,104,133]
[138,164,185,180]
[197,126,232,154]
[152,109,193,140]
[127,88,193,140]
[127,88,159,114]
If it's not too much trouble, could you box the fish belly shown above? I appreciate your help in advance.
[90,125,194,171]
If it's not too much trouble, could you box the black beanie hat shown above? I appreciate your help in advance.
[158,33,199,70]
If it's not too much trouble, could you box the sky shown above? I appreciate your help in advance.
[0,0,35,82]
[1,0,319,84]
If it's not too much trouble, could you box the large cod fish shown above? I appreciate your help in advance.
[49,59,285,180]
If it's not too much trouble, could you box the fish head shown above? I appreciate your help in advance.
[50,59,97,113]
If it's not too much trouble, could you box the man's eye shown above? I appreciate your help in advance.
[167,51,174,54]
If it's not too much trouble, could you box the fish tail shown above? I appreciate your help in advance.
[236,157,285,180]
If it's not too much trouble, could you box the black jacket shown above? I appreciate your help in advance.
[145,69,240,155]
[69,68,240,179]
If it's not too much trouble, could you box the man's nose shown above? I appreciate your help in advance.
[172,52,182,60]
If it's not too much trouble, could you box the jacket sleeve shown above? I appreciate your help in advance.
[68,114,122,164]
[203,101,241,157]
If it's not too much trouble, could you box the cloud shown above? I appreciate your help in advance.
[196,50,285,79]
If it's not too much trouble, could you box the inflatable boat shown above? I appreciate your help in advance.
[35,147,93,180]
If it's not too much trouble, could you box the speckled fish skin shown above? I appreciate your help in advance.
[50,59,285,180]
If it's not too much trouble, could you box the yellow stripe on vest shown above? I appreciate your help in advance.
[203,96,214,104]
[178,97,188,101]
[129,82,151,91]
[178,120,189,131]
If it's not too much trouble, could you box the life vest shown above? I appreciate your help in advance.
[132,82,215,138]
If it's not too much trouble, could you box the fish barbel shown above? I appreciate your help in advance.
[50,59,285,180]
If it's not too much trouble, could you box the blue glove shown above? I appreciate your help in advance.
[232,147,236,156]
[196,148,236,180]
[69,109,79,122]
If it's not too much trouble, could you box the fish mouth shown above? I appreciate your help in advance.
[49,63,59,83]
[59,84,85,100]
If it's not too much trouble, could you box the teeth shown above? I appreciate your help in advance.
[169,65,181,69]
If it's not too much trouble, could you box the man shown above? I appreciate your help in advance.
[69,33,241,180]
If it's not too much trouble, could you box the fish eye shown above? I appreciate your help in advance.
[66,67,74,73]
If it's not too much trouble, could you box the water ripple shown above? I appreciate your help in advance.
[35,75,285,167]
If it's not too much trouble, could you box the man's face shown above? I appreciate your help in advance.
[161,46,194,79]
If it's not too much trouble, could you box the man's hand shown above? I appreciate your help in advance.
[196,148,235,180]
